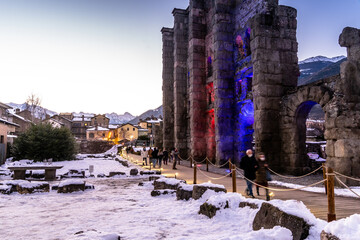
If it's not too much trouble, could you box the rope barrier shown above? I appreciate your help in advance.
[266,165,323,179]
[196,166,232,180]
[178,156,192,161]
[335,176,360,198]
[207,159,229,168]
[193,157,207,164]
[334,171,360,182]
[235,169,327,192]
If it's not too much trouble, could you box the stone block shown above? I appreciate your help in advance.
[339,27,360,47]
[17,182,50,194]
[109,172,126,177]
[198,202,221,218]
[154,178,186,190]
[57,180,85,193]
[176,185,193,201]
[130,168,139,176]
[151,189,176,197]
[253,203,310,240]
[320,231,340,240]
[192,184,227,200]
[239,202,258,209]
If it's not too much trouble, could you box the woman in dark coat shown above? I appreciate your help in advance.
[255,152,270,201]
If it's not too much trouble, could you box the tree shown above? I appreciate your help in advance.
[12,124,77,161]
[25,93,46,122]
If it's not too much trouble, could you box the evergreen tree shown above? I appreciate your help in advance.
[13,124,77,161]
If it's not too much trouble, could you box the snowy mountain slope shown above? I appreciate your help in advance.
[105,112,135,125]
[129,105,163,125]
[299,55,346,64]
[7,102,57,120]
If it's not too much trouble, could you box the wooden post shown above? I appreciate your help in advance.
[229,158,232,172]
[149,159,152,170]
[322,163,327,195]
[327,167,336,222]
[190,156,193,168]
[232,164,236,192]
[206,158,209,172]
[193,163,197,184]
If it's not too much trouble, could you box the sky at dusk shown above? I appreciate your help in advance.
[0,0,359,116]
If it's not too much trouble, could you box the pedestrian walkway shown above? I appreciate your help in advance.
[127,153,360,221]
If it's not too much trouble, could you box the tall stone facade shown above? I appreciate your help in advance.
[162,1,360,180]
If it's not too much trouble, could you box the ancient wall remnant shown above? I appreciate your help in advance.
[161,0,360,180]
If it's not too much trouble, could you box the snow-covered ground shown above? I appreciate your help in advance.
[1,155,360,240]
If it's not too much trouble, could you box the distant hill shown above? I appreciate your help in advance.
[129,105,163,125]
[298,55,346,86]
[7,102,57,120]
[106,112,135,125]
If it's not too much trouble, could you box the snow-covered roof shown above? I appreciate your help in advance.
[7,111,32,123]
[72,113,94,118]
[0,118,20,127]
[108,125,119,129]
[87,127,109,131]
[73,117,91,122]
[138,128,149,132]
[147,119,162,123]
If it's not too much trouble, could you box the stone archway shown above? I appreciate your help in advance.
[279,85,334,175]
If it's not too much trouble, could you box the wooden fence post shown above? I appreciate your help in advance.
[322,163,327,194]
[229,158,232,172]
[206,158,209,172]
[232,164,236,192]
[193,163,197,184]
[327,167,336,222]
[190,156,193,168]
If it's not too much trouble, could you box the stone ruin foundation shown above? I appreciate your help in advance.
[161,0,360,183]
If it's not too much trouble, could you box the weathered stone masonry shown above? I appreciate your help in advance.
[162,0,360,181]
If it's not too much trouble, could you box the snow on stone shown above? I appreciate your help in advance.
[18,181,48,188]
[178,183,194,191]
[323,214,360,240]
[225,226,293,240]
[59,179,85,187]
[156,177,184,185]
[307,153,319,160]
[196,182,226,189]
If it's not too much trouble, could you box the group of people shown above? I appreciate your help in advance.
[240,149,271,201]
[140,147,179,170]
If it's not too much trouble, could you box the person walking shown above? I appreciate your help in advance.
[163,149,169,165]
[172,148,179,170]
[255,152,270,201]
[141,146,148,166]
[148,148,153,167]
[240,149,258,198]
[158,149,163,168]
[152,147,159,168]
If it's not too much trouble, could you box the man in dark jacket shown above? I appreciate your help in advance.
[240,149,258,198]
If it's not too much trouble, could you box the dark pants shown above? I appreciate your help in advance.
[172,157,177,169]
[163,157,168,165]
[245,179,254,196]
[143,157,147,166]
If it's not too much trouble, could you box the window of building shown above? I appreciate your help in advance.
[133,128,135,131]
[89,133,94,138]
[127,128,129,131]
[0,135,4,143]
[102,133,105,137]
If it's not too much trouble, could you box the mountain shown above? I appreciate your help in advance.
[297,55,346,120]
[106,112,135,125]
[298,55,346,85]
[7,102,57,120]
[129,105,163,125]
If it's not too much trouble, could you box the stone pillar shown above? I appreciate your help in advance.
[161,27,175,152]
[213,0,235,164]
[188,0,207,160]
[173,9,189,158]
[326,27,360,184]
[251,6,298,170]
